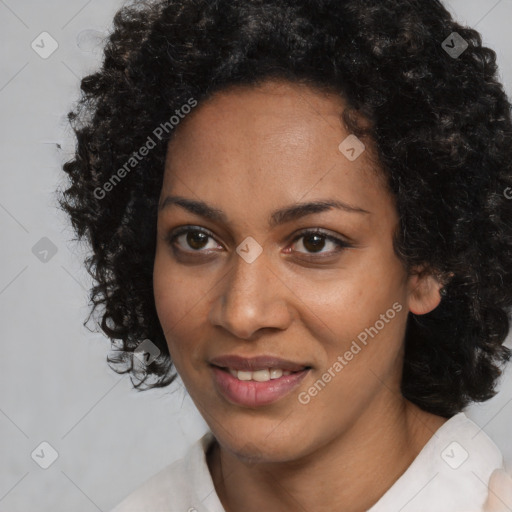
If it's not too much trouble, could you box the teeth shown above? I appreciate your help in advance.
[227,368,294,381]
[252,369,270,382]
[270,368,283,379]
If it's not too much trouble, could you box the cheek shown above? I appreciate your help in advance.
[304,284,407,378]
[292,253,407,344]
[153,247,217,325]
[153,256,184,330]
[292,257,409,404]
[153,251,226,377]
[298,286,407,429]
[153,254,203,360]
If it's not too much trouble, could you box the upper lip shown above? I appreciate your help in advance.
[209,354,310,372]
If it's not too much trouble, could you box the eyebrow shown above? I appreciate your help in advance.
[159,195,371,228]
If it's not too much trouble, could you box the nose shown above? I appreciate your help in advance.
[208,251,293,340]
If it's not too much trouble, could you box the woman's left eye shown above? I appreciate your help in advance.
[290,229,351,256]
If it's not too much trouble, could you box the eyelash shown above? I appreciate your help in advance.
[165,226,352,258]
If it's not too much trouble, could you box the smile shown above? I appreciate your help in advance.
[210,365,310,407]
[226,368,293,381]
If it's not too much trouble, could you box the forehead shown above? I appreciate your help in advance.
[161,80,393,224]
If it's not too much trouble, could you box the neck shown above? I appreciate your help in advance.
[207,398,447,512]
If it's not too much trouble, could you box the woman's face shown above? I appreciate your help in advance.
[153,80,441,462]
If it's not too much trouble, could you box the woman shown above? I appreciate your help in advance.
[58,0,512,510]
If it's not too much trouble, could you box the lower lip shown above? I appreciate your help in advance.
[210,366,310,407]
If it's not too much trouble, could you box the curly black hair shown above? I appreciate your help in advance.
[57,0,512,418]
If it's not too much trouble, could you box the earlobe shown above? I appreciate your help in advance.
[407,272,443,315]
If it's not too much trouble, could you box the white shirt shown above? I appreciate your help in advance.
[110,412,503,512]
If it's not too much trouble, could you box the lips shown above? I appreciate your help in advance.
[209,354,311,407]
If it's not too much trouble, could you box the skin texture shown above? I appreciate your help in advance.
[153,79,447,512]
[484,469,512,512]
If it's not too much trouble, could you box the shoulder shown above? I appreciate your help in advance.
[369,412,504,512]
[431,411,504,483]
[109,431,223,512]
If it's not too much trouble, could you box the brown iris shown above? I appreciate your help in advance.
[302,234,326,253]
[187,231,209,250]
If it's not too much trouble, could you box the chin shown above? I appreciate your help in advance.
[214,421,310,464]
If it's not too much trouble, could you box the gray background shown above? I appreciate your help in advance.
[0,1,511,510]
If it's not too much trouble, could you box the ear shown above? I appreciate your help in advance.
[406,268,444,315]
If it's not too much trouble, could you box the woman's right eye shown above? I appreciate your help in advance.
[166,227,223,253]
